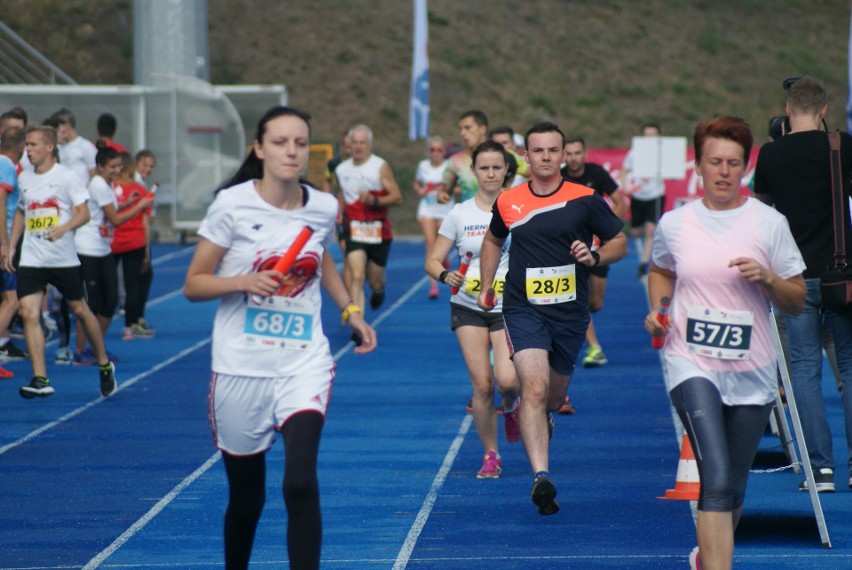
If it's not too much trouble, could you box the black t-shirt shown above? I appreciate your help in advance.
[490,179,624,322]
[753,130,852,278]
[560,162,619,197]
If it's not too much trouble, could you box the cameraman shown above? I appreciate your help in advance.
[753,76,852,493]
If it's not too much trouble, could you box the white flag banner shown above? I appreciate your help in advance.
[409,0,429,141]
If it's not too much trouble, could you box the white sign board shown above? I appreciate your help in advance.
[631,136,687,180]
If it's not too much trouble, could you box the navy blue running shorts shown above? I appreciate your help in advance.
[502,303,588,375]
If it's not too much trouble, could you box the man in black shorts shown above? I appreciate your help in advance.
[7,125,116,398]
[557,137,628,412]
[621,123,665,277]
[478,122,626,515]
[334,125,403,314]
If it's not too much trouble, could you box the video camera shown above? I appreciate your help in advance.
[767,76,801,139]
[768,76,829,139]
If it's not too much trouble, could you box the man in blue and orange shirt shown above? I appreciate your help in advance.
[477,121,626,515]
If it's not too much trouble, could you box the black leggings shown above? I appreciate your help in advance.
[113,247,152,327]
[669,377,773,512]
[222,411,324,570]
[79,254,119,318]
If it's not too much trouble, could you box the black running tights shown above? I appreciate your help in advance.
[669,377,773,512]
[222,411,324,570]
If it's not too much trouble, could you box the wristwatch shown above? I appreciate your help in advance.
[590,250,601,267]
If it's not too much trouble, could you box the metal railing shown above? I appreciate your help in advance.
[0,21,76,85]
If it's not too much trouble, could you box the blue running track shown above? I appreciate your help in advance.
[1,239,851,569]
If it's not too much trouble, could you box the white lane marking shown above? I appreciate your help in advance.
[393,415,473,570]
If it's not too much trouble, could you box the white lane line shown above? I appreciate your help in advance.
[81,452,223,570]
[0,338,211,457]
[151,246,196,266]
[393,415,473,570]
[82,275,429,568]
[332,275,429,361]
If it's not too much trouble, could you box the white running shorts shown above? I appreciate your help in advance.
[209,366,335,455]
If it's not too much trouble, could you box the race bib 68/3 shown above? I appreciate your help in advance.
[244,296,314,351]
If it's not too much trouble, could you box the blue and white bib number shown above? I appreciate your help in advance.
[685,305,753,360]
[244,296,313,351]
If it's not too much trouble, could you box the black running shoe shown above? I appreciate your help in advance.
[99,362,117,397]
[20,376,54,399]
[370,288,385,310]
[531,473,559,515]
[0,340,28,361]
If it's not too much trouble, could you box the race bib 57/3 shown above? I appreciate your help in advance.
[685,305,753,360]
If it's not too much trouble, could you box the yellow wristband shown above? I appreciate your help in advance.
[341,303,362,324]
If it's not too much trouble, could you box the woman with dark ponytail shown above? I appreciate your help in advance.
[186,106,376,569]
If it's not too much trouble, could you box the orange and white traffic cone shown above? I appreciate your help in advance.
[658,434,700,501]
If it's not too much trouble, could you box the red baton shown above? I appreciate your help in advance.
[450,251,473,295]
[484,287,496,310]
[652,296,671,349]
[250,225,314,304]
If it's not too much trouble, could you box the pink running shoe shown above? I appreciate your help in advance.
[428,281,439,299]
[476,450,502,479]
[688,546,701,570]
[557,395,576,415]
[504,401,521,443]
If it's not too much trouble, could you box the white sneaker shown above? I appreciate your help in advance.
[799,467,835,492]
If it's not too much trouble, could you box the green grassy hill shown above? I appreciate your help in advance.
[4,0,850,233]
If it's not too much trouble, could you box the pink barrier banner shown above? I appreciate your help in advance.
[585,147,760,216]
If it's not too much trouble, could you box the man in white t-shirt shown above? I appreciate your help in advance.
[335,125,403,317]
[5,125,116,398]
[620,122,665,277]
[53,108,97,187]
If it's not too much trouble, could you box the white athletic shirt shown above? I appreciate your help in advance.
[415,158,453,220]
[17,163,88,268]
[58,136,97,187]
[335,154,386,206]
[622,149,664,201]
[75,174,118,257]
[198,180,338,377]
[438,198,510,312]
[652,198,805,405]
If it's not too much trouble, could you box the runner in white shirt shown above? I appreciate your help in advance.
[5,125,116,398]
[72,147,153,364]
[184,107,376,570]
[53,109,97,187]
[413,136,452,299]
[426,140,519,479]
[621,122,666,277]
[644,116,805,569]
[335,124,403,316]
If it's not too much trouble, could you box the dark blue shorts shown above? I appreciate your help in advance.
[0,270,16,292]
[502,303,589,375]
